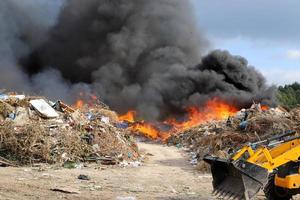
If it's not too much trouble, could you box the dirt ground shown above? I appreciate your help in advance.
[1,142,287,200]
[0,142,214,200]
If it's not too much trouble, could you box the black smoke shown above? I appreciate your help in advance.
[2,0,276,120]
[0,0,90,101]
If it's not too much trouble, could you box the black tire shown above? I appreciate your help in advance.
[263,174,292,200]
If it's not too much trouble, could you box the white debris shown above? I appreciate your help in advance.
[190,152,198,165]
[119,161,142,168]
[30,99,59,118]
[92,144,100,151]
[101,116,110,124]
[116,197,136,200]
[10,95,26,100]
[0,94,8,100]
[235,109,246,120]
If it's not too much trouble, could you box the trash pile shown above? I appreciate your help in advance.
[0,92,139,166]
[167,103,300,171]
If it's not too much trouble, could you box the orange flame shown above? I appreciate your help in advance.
[118,110,136,123]
[118,98,238,140]
[75,99,84,109]
[73,92,99,109]
[131,122,159,139]
[165,98,238,130]
[261,105,269,111]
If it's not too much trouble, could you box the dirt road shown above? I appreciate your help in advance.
[0,142,213,200]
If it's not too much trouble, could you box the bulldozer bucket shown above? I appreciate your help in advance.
[204,155,269,200]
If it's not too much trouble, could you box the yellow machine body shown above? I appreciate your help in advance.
[232,138,300,190]
[232,138,300,172]
[204,132,300,199]
[275,174,300,189]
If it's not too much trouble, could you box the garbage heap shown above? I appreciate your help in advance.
[167,104,300,171]
[0,93,139,166]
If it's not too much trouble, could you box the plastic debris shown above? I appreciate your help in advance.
[7,113,16,120]
[63,161,81,169]
[119,161,142,168]
[239,120,248,130]
[101,116,110,124]
[0,94,8,100]
[78,174,91,180]
[116,122,129,129]
[87,112,95,121]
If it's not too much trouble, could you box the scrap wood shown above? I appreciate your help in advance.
[85,156,118,165]
[25,96,46,100]
[50,187,80,194]
[0,155,18,167]
[58,101,75,113]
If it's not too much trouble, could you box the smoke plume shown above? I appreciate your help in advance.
[1,0,276,120]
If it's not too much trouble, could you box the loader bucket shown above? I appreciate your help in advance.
[204,155,269,200]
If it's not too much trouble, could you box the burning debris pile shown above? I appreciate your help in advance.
[0,92,138,166]
[166,103,300,171]
[117,98,238,140]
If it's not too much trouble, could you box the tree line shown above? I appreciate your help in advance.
[277,82,300,108]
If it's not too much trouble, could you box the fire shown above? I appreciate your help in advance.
[131,122,159,139]
[261,105,269,111]
[118,111,136,123]
[73,92,99,109]
[118,98,238,140]
[75,99,84,109]
[165,98,238,130]
[118,111,159,138]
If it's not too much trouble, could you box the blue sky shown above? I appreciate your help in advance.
[191,0,300,85]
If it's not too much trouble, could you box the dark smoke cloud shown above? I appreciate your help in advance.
[0,0,33,91]
[0,0,90,102]
[2,0,276,120]
[0,0,60,91]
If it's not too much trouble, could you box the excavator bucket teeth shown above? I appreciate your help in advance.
[204,156,269,200]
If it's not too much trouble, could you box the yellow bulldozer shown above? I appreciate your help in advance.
[204,130,300,200]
